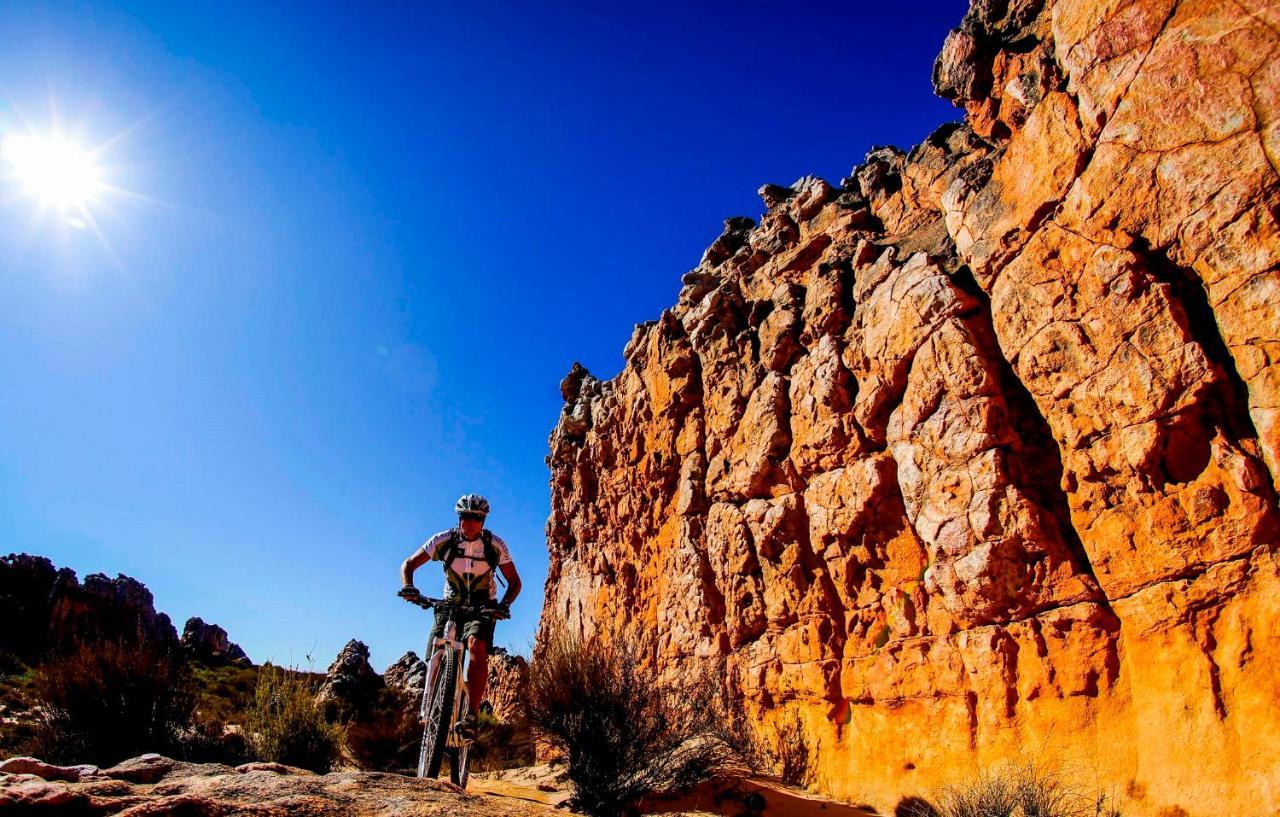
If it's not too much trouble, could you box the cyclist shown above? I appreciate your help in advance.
[398,493,521,739]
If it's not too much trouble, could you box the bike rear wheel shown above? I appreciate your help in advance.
[417,648,457,779]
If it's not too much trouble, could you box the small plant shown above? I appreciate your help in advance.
[526,625,748,817]
[898,763,1122,817]
[27,637,195,765]
[244,663,342,773]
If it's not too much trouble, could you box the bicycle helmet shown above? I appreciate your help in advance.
[455,493,490,518]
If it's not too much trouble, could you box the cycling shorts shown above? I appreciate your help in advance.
[430,604,496,647]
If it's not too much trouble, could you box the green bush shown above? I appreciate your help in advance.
[28,638,195,765]
[244,663,342,773]
[527,626,747,817]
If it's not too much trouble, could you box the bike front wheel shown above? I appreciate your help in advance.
[417,648,457,779]
[446,745,471,789]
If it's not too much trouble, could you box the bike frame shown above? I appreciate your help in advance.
[422,613,470,761]
[409,596,495,785]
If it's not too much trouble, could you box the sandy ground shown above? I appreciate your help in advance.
[473,764,879,817]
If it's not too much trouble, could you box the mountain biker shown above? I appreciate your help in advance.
[398,493,522,739]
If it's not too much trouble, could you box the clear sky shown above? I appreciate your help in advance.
[0,1,968,671]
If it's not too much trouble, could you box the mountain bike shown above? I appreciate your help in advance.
[400,594,499,788]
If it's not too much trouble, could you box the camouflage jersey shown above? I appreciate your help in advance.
[415,528,513,602]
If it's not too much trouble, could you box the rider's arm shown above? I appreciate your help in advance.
[400,547,433,588]
[498,561,521,608]
[402,531,450,588]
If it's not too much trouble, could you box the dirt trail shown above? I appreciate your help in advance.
[473,765,879,817]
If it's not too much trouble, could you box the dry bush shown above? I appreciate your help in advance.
[345,687,421,772]
[720,693,812,788]
[28,638,195,765]
[245,663,342,773]
[898,763,1122,817]
[766,710,813,787]
[527,626,748,816]
[468,708,536,772]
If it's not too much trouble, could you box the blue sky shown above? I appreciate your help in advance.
[0,1,967,671]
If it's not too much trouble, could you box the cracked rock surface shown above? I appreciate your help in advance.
[539,1,1280,815]
[0,754,552,815]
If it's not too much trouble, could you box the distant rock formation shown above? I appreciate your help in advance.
[316,640,382,720]
[1,553,251,672]
[0,554,195,661]
[181,617,250,666]
[538,0,1280,815]
[383,651,427,700]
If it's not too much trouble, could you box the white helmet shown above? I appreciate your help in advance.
[455,493,490,518]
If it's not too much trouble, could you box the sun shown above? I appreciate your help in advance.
[2,132,103,208]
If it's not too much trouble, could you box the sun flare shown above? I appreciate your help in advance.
[2,132,103,208]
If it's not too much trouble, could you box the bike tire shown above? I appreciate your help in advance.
[417,648,457,780]
[447,744,471,789]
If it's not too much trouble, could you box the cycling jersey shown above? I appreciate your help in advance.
[416,528,513,601]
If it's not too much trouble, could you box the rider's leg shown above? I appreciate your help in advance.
[465,635,488,715]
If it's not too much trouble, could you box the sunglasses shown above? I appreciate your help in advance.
[459,513,484,522]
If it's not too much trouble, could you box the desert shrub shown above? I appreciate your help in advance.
[190,660,259,726]
[899,763,1122,817]
[345,687,421,772]
[719,692,811,788]
[0,658,37,757]
[527,626,747,816]
[768,710,813,787]
[28,637,195,765]
[244,663,342,773]
[469,708,536,772]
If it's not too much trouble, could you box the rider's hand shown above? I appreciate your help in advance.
[398,585,422,601]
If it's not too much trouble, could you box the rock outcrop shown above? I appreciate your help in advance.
[316,640,382,720]
[485,650,530,726]
[383,651,428,700]
[539,1,1280,815]
[0,554,251,668]
[181,617,250,666]
[1,554,182,660]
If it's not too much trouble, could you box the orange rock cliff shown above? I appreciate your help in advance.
[537,0,1280,815]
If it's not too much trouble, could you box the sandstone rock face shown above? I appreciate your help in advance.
[485,650,530,726]
[181,617,251,666]
[539,2,1280,815]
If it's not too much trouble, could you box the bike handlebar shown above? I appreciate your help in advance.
[399,592,504,619]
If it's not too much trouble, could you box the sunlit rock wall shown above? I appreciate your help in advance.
[539,1,1280,814]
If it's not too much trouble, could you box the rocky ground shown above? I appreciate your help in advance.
[0,755,872,816]
[0,754,550,816]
